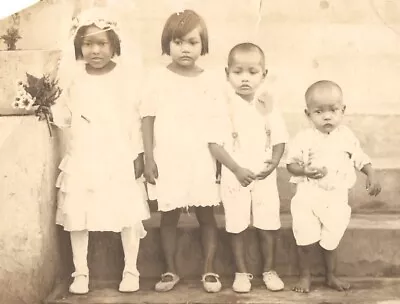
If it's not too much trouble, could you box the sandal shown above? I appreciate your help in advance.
[155,272,180,292]
[201,272,222,293]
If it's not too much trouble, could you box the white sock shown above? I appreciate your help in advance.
[70,230,89,276]
[121,227,140,276]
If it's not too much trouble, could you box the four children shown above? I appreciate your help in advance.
[53,6,382,296]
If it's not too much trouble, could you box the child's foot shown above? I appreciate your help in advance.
[292,275,311,293]
[119,272,140,292]
[232,273,253,293]
[326,275,350,291]
[201,272,222,293]
[69,273,89,295]
[155,272,180,292]
[262,270,284,291]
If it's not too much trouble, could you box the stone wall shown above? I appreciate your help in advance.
[0,51,62,304]
[1,0,400,114]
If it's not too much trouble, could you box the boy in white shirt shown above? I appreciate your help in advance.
[209,43,288,293]
[286,80,381,293]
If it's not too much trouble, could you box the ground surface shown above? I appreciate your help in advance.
[47,277,400,304]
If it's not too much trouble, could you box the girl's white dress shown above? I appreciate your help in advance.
[140,68,222,212]
[53,64,149,234]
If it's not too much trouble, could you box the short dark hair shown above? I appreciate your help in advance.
[161,9,208,56]
[227,42,265,68]
[74,25,121,60]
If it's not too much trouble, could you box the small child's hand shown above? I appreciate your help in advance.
[233,167,256,187]
[304,165,327,179]
[366,174,381,196]
[256,160,278,180]
[134,153,144,179]
[144,158,158,185]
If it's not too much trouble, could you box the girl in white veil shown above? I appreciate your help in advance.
[52,4,149,295]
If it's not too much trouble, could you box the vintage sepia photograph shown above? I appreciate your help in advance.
[0,0,399,303]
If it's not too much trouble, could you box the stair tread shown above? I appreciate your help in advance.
[46,278,400,304]
[144,213,400,230]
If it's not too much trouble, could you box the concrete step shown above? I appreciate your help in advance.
[56,213,400,281]
[146,166,400,214]
[45,278,400,304]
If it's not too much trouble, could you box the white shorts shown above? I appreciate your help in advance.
[221,169,281,234]
[290,183,351,250]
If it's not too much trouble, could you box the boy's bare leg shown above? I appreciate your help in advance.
[258,229,277,272]
[292,244,314,293]
[160,208,181,281]
[231,230,248,273]
[323,248,350,291]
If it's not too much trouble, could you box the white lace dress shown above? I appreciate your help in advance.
[140,68,223,212]
[53,64,149,234]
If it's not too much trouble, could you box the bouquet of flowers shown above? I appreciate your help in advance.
[12,73,62,137]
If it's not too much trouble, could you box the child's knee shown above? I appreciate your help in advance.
[160,209,181,226]
[195,206,217,226]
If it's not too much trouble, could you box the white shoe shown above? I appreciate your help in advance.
[69,273,89,294]
[232,273,253,293]
[201,272,222,293]
[119,272,140,292]
[263,270,284,291]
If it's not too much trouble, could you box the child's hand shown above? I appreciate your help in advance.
[144,158,158,185]
[233,167,256,187]
[366,174,381,196]
[304,165,327,179]
[256,160,278,180]
[134,153,144,179]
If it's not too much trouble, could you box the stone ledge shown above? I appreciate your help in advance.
[143,213,400,230]
[56,213,400,281]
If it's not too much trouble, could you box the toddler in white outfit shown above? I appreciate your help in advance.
[286,80,381,293]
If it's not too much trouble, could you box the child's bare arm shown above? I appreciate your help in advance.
[209,143,240,173]
[209,143,256,187]
[287,163,306,176]
[287,162,326,179]
[142,116,158,184]
[257,143,285,179]
[360,163,381,196]
[347,127,381,196]
[142,116,155,160]
[271,143,285,165]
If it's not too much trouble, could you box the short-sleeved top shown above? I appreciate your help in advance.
[286,125,371,190]
[212,89,289,174]
[138,67,223,208]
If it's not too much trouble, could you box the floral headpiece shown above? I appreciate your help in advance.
[69,9,119,37]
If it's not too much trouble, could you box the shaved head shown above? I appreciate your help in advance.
[227,42,265,69]
[305,80,343,108]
